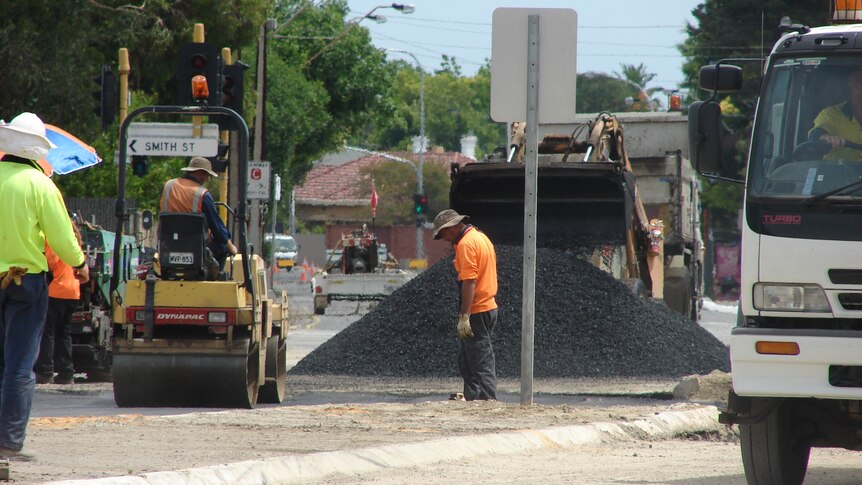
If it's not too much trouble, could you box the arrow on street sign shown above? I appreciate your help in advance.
[127,122,220,157]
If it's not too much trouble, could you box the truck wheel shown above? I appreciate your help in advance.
[740,398,810,485]
[314,304,326,315]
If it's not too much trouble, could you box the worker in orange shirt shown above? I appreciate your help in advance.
[432,209,499,401]
[34,221,84,385]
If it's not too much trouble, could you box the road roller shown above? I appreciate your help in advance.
[108,103,287,408]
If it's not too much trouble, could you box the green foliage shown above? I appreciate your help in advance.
[359,61,505,159]
[576,73,633,113]
[0,0,268,138]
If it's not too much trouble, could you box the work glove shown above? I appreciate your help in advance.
[0,266,28,290]
[457,314,474,340]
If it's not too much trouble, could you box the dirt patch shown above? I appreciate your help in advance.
[15,377,715,485]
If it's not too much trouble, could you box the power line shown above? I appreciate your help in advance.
[356,13,689,30]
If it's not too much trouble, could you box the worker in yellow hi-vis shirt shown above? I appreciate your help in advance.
[0,112,89,462]
[810,66,862,160]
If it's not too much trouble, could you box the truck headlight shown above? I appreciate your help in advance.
[208,311,227,323]
[753,283,831,312]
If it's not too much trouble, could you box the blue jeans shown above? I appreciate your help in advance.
[0,273,48,450]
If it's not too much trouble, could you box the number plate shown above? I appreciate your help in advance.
[167,252,194,265]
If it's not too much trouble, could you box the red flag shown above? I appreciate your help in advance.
[370,176,378,218]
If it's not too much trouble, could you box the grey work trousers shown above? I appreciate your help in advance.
[457,309,497,401]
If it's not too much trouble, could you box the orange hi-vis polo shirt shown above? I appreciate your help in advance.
[46,245,81,300]
[453,226,498,314]
[160,177,207,213]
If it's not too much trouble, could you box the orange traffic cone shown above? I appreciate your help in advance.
[299,269,307,283]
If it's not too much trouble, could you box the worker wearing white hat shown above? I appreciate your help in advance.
[0,112,90,461]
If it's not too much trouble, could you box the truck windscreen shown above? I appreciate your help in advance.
[749,56,862,200]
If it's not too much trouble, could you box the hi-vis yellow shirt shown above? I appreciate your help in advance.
[0,161,84,274]
[811,102,862,161]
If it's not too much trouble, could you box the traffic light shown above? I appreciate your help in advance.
[217,61,249,130]
[177,42,221,106]
[131,156,148,176]
[92,65,116,130]
[413,193,428,215]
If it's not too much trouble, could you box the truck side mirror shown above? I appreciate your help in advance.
[699,64,743,92]
[689,100,724,174]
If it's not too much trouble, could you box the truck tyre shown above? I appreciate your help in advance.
[314,304,326,315]
[740,398,810,485]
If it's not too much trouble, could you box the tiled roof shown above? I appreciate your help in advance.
[295,151,475,203]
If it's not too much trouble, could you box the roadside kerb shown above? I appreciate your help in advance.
[46,405,720,485]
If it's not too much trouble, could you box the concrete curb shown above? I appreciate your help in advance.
[46,405,720,485]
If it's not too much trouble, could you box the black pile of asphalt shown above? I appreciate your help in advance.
[289,245,729,379]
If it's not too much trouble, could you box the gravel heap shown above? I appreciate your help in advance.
[289,245,729,379]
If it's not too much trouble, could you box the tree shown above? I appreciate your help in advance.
[358,60,505,160]
[266,0,397,191]
[576,72,634,113]
[614,63,663,111]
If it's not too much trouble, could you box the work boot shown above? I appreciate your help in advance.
[54,374,74,385]
[35,374,53,385]
[0,446,36,462]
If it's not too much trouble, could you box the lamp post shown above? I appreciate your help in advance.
[386,48,425,261]
[306,3,415,66]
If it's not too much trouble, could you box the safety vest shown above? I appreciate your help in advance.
[160,177,208,213]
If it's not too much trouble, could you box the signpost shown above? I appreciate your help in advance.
[127,122,220,157]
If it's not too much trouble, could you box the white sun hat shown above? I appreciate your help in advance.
[0,112,56,160]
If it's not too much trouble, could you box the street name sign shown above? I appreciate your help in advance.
[127,122,220,157]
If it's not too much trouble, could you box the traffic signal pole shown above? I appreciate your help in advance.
[219,47,232,224]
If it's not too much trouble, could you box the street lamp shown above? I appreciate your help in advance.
[305,3,415,66]
[386,48,426,261]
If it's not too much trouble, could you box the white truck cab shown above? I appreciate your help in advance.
[690,16,862,485]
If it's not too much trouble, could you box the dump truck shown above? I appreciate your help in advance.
[313,225,412,315]
[689,7,862,483]
[450,111,703,320]
[108,103,288,408]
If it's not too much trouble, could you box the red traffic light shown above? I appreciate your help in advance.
[190,54,207,69]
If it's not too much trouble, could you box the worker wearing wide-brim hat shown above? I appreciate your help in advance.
[433,209,499,401]
[159,157,237,268]
[0,112,90,461]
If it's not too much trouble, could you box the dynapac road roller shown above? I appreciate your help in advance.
[108,103,287,408]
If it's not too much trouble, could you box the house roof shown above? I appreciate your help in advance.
[295,151,475,205]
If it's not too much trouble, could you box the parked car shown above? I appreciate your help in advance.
[266,233,299,271]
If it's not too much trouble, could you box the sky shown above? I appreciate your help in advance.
[346,0,703,92]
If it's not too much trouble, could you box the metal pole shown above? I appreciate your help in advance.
[521,15,540,407]
[416,59,425,261]
[384,49,425,261]
[251,19,275,254]
[289,188,296,236]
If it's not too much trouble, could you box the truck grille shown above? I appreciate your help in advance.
[829,365,862,388]
[829,269,862,284]
[838,293,862,310]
